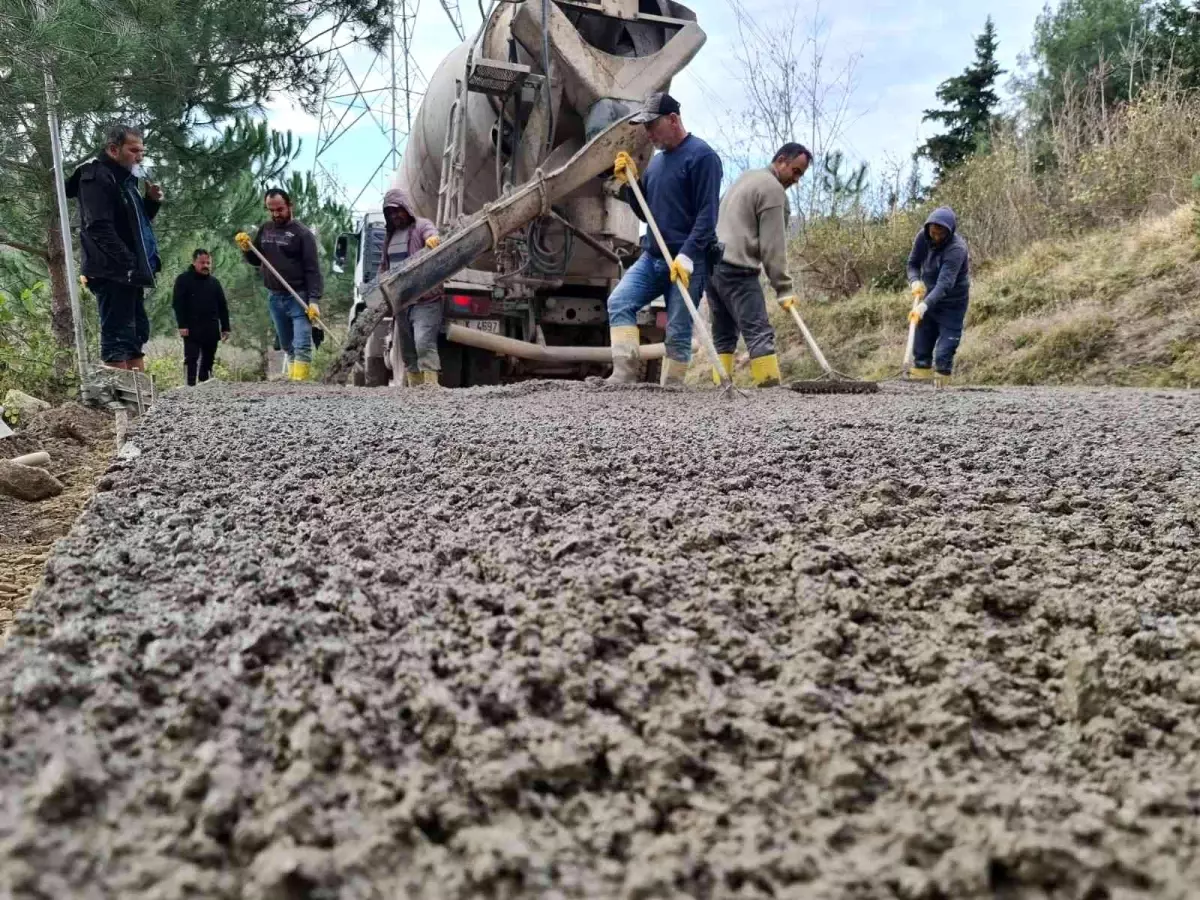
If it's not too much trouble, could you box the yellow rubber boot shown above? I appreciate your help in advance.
[749,353,782,387]
[660,357,688,387]
[711,352,734,386]
[934,371,953,389]
[423,371,441,387]
[606,325,641,384]
[290,361,311,382]
[909,366,933,381]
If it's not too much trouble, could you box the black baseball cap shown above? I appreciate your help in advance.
[630,92,681,124]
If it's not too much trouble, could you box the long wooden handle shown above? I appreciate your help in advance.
[240,238,332,334]
[623,176,730,389]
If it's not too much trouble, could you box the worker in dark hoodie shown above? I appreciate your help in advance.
[172,249,231,386]
[906,206,970,387]
[377,187,442,386]
[65,124,163,370]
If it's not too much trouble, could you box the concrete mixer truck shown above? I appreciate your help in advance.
[332,0,705,387]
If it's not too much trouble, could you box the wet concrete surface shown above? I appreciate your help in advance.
[1,381,1199,899]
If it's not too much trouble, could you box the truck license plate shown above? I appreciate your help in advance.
[452,318,500,334]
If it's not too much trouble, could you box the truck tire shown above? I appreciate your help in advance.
[364,356,390,387]
[351,364,366,387]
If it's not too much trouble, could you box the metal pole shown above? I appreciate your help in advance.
[36,0,89,382]
[389,6,398,169]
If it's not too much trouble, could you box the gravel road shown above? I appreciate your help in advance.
[2,381,1198,899]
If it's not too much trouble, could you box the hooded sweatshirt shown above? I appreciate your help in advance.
[906,207,970,310]
[379,187,441,307]
[379,188,438,274]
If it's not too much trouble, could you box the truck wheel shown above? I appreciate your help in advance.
[463,347,502,387]
[641,359,662,385]
[364,356,390,387]
[351,364,366,387]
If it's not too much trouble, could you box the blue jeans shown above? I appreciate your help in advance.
[91,279,149,363]
[268,291,313,364]
[913,302,967,374]
[607,252,708,362]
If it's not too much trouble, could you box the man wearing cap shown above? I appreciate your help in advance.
[607,92,723,385]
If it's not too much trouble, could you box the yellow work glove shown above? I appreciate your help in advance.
[777,295,798,311]
[908,301,928,325]
[613,151,638,185]
[668,253,693,291]
[306,302,321,323]
[910,280,927,302]
[235,232,253,252]
[425,235,441,250]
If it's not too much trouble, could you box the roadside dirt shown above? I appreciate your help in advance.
[0,382,1198,899]
[0,404,115,639]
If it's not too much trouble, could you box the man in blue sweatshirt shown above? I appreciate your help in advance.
[607,92,723,385]
[906,206,970,386]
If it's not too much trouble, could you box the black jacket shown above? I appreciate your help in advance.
[65,155,161,287]
[172,269,230,336]
[243,219,323,302]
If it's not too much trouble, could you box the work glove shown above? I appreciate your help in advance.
[306,302,321,323]
[777,295,798,311]
[910,280,927,302]
[425,235,441,250]
[669,254,693,291]
[908,301,928,325]
[235,232,253,252]
[613,151,638,185]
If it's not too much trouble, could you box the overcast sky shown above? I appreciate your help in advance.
[270,0,1050,212]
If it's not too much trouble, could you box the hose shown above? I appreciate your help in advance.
[528,207,573,276]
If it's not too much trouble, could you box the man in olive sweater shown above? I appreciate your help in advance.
[710,142,812,387]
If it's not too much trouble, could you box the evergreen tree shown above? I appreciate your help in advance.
[920,17,1004,178]
[0,0,385,351]
[1147,0,1200,88]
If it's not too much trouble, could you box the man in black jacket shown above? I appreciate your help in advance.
[172,249,231,386]
[65,124,163,370]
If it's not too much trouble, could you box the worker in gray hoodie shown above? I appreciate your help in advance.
[378,187,442,386]
[906,206,970,386]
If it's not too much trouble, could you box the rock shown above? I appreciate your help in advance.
[2,390,51,429]
[0,460,64,501]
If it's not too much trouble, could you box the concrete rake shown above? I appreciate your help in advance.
[779,298,878,395]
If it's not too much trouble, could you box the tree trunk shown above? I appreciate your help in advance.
[45,211,76,349]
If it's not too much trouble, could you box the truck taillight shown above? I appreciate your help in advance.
[449,293,491,317]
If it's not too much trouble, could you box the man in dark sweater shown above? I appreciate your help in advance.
[239,188,323,381]
[65,124,163,370]
[606,92,723,385]
[172,249,231,386]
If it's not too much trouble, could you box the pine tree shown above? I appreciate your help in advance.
[920,17,1004,178]
[0,0,385,351]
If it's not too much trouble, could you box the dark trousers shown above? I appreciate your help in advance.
[183,334,219,386]
[91,279,149,363]
[912,302,968,374]
[708,262,776,358]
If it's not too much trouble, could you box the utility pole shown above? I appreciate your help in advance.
[33,0,89,382]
